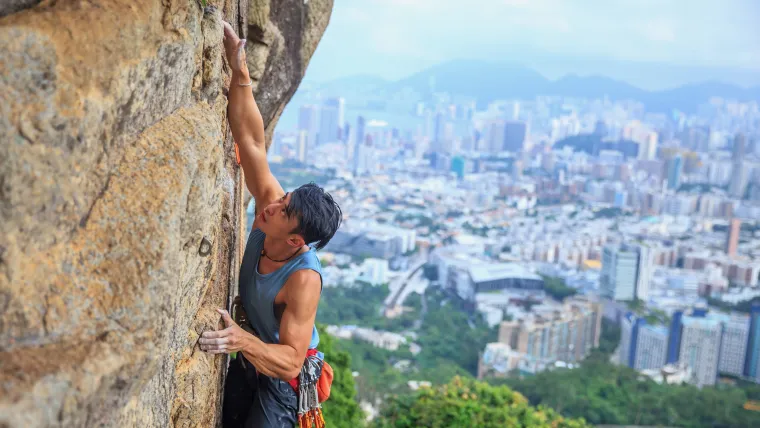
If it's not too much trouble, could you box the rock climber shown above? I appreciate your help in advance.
[198,21,342,428]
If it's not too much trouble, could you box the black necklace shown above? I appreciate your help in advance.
[261,246,302,263]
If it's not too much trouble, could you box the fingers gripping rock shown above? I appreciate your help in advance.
[200,6,223,102]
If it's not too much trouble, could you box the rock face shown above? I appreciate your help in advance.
[0,1,332,427]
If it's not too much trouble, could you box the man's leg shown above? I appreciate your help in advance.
[222,355,256,428]
[245,373,298,428]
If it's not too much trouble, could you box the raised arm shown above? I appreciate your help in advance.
[223,22,284,211]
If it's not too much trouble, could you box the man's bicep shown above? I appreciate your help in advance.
[238,138,285,210]
[278,271,321,357]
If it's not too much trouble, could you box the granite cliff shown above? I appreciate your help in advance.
[0,0,332,426]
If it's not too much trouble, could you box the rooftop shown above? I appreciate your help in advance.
[469,263,542,283]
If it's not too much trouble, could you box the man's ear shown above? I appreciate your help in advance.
[287,234,305,248]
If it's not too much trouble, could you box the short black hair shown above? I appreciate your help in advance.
[286,182,342,250]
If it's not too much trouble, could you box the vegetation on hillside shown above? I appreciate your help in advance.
[373,377,591,428]
[540,276,578,301]
[491,357,760,428]
[707,296,760,313]
[316,324,365,427]
[318,284,496,402]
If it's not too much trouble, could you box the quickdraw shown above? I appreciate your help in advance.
[296,355,326,428]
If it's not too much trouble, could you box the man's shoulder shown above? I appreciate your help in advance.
[282,269,321,310]
[285,268,321,287]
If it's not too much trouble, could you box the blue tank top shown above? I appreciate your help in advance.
[239,228,321,349]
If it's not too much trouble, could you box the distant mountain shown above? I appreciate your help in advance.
[332,60,760,113]
[315,74,389,93]
[390,59,549,100]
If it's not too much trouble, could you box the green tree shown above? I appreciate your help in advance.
[374,377,591,428]
[415,289,496,375]
[490,359,760,428]
[317,325,365,427]
[540,276,578,301]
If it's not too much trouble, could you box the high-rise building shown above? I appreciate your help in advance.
[483,298,602,377]
[637,325,669,370]
[431,111,447,153]
[623,120,658,160]
[486,120,506,154]
[667,155,683,190]
[729,162,747,199]
[601,245,638,300]
[679,311,723,388]
[619,314,668,371]
[503,121,527,153]
[636,245,653,300]
[593,120,608,137]
[637,132,659,161]
[733,133,746,163]
[600,245,651,301]
[295,130,308,163]
[353,116,366,175]
[318,97,344,145]
[298,104,319,148]
[719,314,750,377]
[745,304,760,381]
[667,310,683,364]
[726,218,741,257]
[451,156,465,179]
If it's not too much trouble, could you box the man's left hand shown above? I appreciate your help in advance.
[199,309,250,354]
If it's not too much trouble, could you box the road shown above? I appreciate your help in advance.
[384,260,427,308]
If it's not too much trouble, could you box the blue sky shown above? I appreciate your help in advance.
[303,0,760,88]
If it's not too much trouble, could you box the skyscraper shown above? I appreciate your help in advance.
[641,132,659,161]
[729,162,747,199]
[593,120,608,138]
[635,245,653,300]
[486,120,506,154]
[451,156,465,179]
[745,304,760,381]
[318,97,344,145]
[600,245,651,301]
[726,218,741,257]
[636,324,669,370]
[295,130,308,163]
[719,314,749,377]
[733,133,746,162]
[667,155,683,190]
[619,314,668,371]
[431,111,447,153]
[298,104,319,149]
[667,310,683,364]
[679,312,723,388]
[353,116,366,175]
[503,121,527,153]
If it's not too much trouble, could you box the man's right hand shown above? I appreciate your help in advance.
[223,21,248,77]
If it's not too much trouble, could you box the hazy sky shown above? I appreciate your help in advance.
[304,0,760,87]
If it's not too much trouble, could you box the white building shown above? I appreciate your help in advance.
[679,313,724,388]
[601,245,640,301]
[358,258,389,286]
[636,324,669,370]
[619,313,668,371]
[432,248,544,303]
[719,314,750,377]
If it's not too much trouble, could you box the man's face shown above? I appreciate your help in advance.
[258,192,301,243]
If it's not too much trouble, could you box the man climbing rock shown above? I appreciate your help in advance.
[198,21,342,428]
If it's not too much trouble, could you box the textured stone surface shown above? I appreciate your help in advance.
[0,0,332,427]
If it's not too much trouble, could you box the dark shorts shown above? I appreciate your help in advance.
[222,355,298,428]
